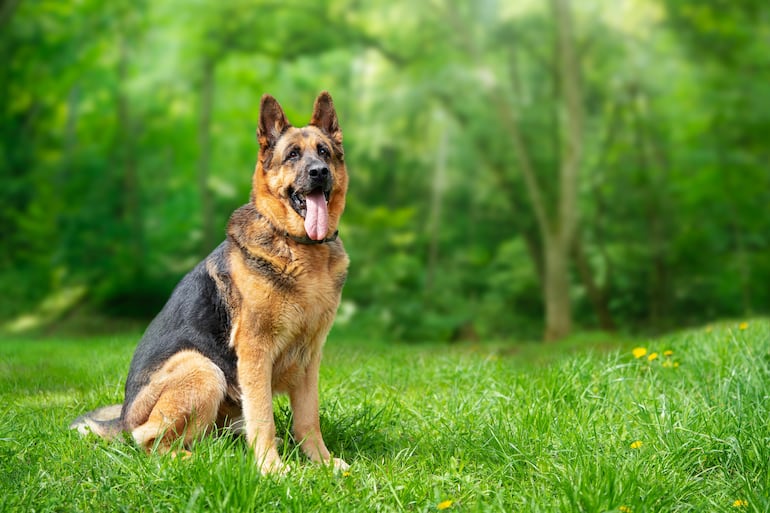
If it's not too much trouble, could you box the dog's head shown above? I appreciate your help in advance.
[253,92,348,242]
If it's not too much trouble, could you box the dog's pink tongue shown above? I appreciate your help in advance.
[304,191,329,241]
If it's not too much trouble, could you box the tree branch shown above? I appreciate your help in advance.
[489,86,552,239]
[551,0,584,244]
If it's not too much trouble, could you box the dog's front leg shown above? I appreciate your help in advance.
[289,351,349,472]
[236,344,285,475]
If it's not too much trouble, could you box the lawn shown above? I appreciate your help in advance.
[1,320,769,512]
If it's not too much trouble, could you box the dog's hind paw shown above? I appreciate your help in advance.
[170,450,192,461]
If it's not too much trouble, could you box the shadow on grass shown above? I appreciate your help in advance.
[269,400,399,463]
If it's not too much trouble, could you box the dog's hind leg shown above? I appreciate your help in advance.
[124,350,227,453]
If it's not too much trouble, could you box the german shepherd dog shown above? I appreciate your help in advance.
[70,92,349,474]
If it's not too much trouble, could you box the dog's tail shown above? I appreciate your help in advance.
[69,404,125,440]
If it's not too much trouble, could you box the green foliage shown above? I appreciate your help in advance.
[2,319,769,510]
[2,0,769,339]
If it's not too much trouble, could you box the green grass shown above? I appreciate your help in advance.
[2,320,769,512]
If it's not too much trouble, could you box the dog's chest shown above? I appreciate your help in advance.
[230,243,346,333]
[268,252,346,390]
[281,252,343,325]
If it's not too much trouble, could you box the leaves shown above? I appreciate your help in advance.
[1,0,769,337]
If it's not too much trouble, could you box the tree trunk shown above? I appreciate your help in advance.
[425,112,448,293]
[578,99,620,331]
[574,235,616,330]
[544,0,584,341]
[628,85,669,328]
[543,232,572,341]
[116,33,144,277]
[441,0,584,341]
[197,58,216,255]
[0,0,21,28]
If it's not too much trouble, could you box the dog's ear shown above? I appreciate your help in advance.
[310,91,342,145]
[258,94,291,150]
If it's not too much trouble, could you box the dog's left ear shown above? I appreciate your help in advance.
[310,91,342,145]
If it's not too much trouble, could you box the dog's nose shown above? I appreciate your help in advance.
[309,166,330,180]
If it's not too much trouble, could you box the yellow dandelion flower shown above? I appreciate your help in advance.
[662,360,673,368]
[619,506,632,513]
[663,350,673,357]
[733,499,748,507]
[342,471,351,477]
[437,499,453,510]
[739,322,748,330]
[648,352,659,362]
[630,440,643,449]
[632,347,647,359]
[673,362,680,368]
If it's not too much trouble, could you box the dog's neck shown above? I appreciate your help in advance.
[284,231,339,245]
[251,205,339,245]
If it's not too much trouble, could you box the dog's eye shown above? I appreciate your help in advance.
[317,144,330,159]
[286,149,300,161]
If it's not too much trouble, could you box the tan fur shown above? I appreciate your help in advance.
[127,350,227,451]
[114,92,350,474]
[253,125,348,241]
[225,94,349,473]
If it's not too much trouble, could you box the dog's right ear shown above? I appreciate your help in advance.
[258,95,291,151]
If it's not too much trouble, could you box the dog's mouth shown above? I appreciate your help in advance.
[289,187,330,218]
[289,187,331,240]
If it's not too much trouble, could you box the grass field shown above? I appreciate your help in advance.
[1,320,769,512]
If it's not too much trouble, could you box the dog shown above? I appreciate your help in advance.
[70,92,350,475]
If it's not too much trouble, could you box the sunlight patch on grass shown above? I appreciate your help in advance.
[16,390,80,409]
[3,285,87,333]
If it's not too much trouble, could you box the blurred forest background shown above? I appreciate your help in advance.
[1,0,768,342]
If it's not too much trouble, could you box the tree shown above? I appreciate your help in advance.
[423,0,585,340]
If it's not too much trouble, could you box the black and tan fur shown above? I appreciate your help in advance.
[70,92,349,474]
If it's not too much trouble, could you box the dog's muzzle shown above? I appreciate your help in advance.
[289,163,333,241]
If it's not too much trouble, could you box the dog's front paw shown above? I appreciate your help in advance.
[261,460,290,476]
[330,457,350,473]
[259,459,290,476]
[257,449,289,476]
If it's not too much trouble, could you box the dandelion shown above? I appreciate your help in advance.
[619,506,632,513]
[739,322,749,330]
[648,352,659,362]
[437,499,453,510]
[663,350,673,357]
[733,499,748,507]
[342,471,351,477]
[630,440,643,449]
[632,347,647,359]
[662,360,673,368]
